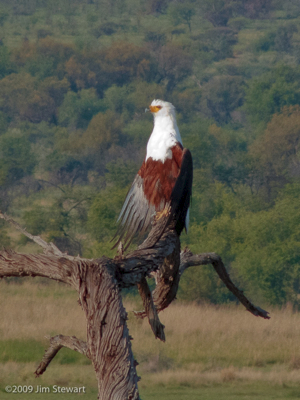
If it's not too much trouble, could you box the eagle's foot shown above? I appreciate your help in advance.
[155,207,170,221]
[114,241,124,261]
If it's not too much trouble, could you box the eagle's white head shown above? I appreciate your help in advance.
[146,99,182,161]
[149,99,176,119]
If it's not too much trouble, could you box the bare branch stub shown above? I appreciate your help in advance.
[0,212,64,257]
[136,277,165,342]
[35,335,89,377]
[0,250,80,289]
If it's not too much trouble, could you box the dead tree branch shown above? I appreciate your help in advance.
[179,248,270,319]
[0,212,65,257]
[0,250,80,288]
[35,335,89,377]
[136,277,165,342]
[135,248,270,320]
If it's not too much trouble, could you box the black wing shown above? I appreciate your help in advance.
[111,174,156,250]
[168,148,193,235]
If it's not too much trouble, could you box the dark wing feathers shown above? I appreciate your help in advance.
[168,148,193,235]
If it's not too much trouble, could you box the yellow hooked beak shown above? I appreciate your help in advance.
[149,105,162,113]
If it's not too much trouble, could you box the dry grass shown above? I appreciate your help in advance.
[0,361,96,388]
[127,301,300,386]
[139,365,300,388]
[1,281,300,388]
[128,301,300,367]
[0,280,86,341]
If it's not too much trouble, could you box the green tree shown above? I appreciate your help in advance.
[168,2,195,32]
[208,124,249,189]
[248,105,300,200]
[0,111,9,134]
[0,72,35,119]
[105,160,139,188]
[39,77,70,109]
[0,221,10,247]
[244,65,300,125]
[22,186,92,255]
[58,88,103,129]
[195,27,238,61]
[157,44,193,92]
[237,0,273,19]
[103,81,165,121]
[179,183,242,304]
[56,110,124,175]
[231,185,300,306]
[146,0,170,14]
[183,182,300,306]
[274,25,298,52]
[103,85,132,115]
[0,46,13,79]
[254,24,297,53]
[170,88,201,122]
[81,110,123,153]
[0,72,56,123]
[0,7,9,26]
[200,75,245,124]
[88,187,127,242]
[197,0,233,26]
[13,37,74,80]
[104,41,155,85]
[0,131,36,186]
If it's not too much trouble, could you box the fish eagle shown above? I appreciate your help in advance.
[113,99,193,250]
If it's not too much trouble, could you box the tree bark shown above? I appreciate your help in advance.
[0,212,269,399]
[35,335,89,377]
[78,260,139,399]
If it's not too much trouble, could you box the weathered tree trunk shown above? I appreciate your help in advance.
[0,212,269,399]
[78,261,139,399]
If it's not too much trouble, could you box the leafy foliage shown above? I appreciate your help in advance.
[0,131,36,186]
[244,65,300,125]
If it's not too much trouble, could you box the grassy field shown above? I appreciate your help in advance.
[0,280,300,399]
